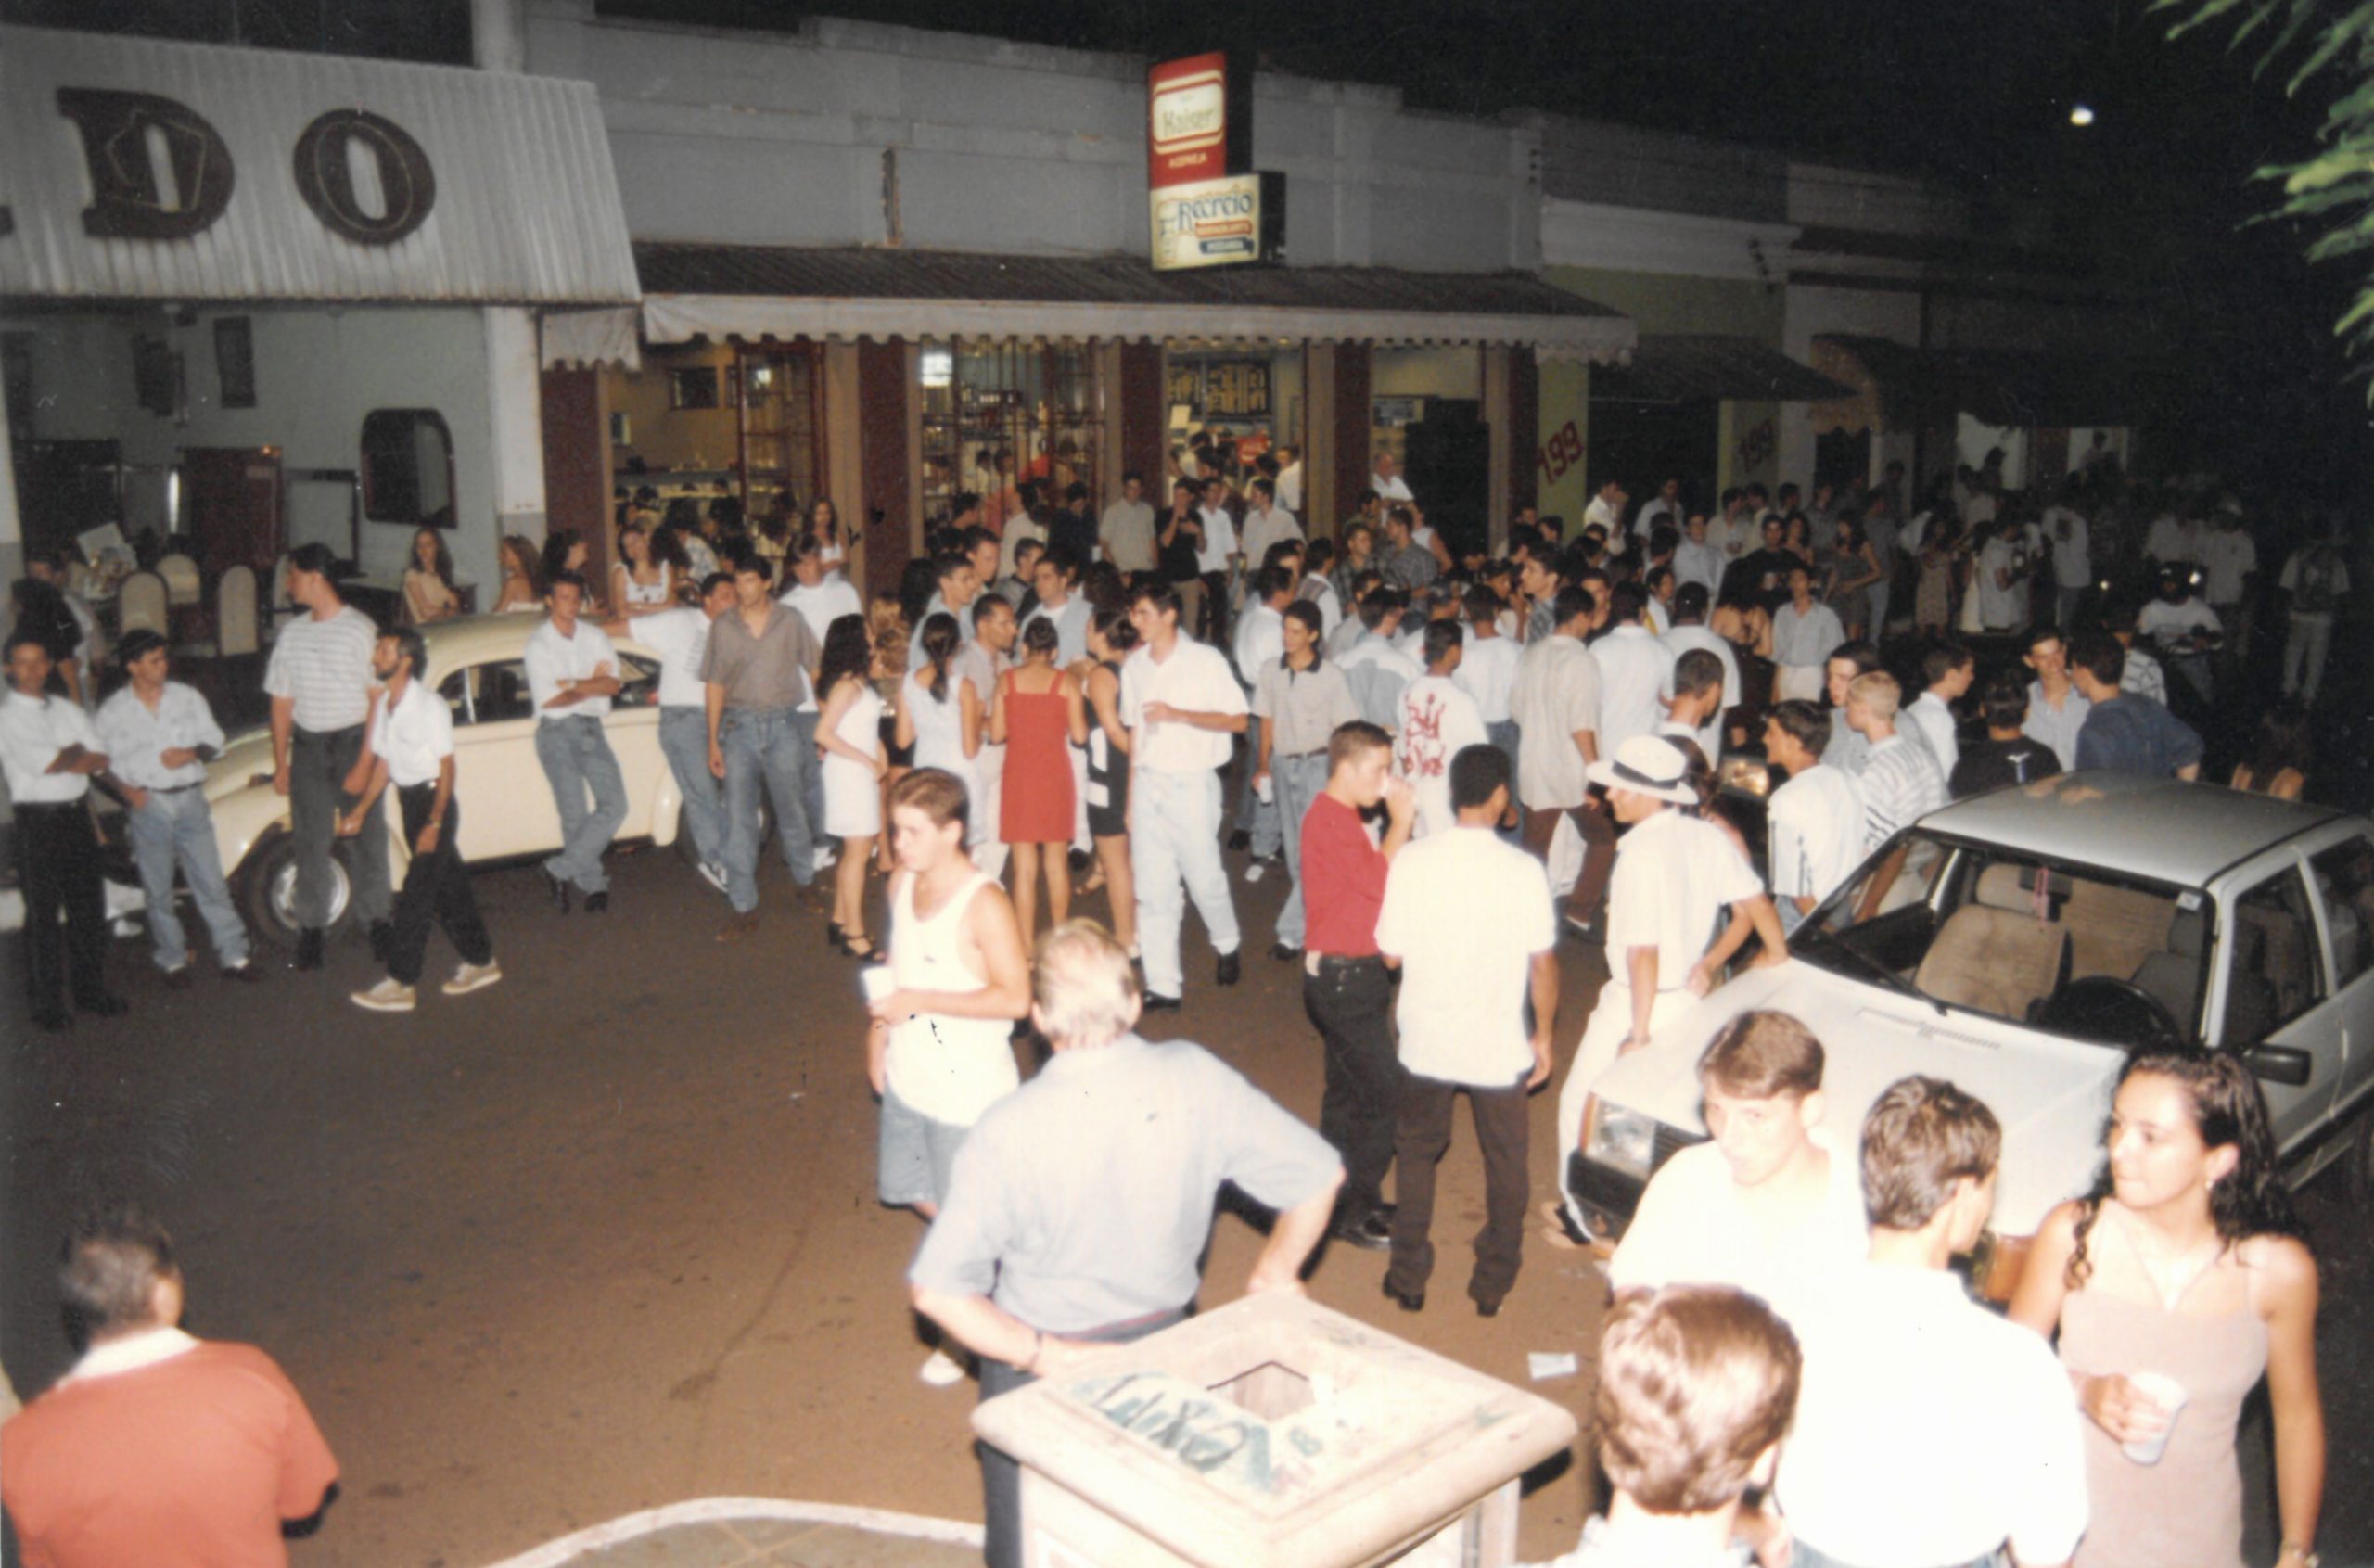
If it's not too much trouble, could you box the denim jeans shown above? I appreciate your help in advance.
[1791,1541,2002,1568]
[291,722,389,930]
[1130,767,1240,999]
[125,786,249,971]
[1270,749,1329,948]
[721,705,817,913]
[1232,714,1283,858]
[533,715,629,895]
[657,707,724,868]
[1487,720,1522,843]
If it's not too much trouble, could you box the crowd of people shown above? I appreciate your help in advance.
[0,440,2349,1568]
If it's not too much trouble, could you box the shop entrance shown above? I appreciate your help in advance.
[1403,400,1490,558]
[182,446,284,577]
[1586,398,1717,504]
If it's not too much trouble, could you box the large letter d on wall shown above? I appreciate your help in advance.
[56,88,236,240]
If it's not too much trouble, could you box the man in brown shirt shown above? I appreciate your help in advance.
[703,555,823,939]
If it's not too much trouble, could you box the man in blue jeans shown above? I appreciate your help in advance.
[608,572,735,895]
[96,631,261,984]
[703,555,823,942]
[525,572,629,914]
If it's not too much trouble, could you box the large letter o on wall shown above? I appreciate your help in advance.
[292,109,436,246]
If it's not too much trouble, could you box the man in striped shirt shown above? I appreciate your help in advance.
[265,543,389,971]
[1843,672,1947,853]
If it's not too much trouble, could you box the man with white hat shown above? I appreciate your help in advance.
[1553,734,1790,1243]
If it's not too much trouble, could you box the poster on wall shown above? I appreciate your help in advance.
[1202,359,1271,420]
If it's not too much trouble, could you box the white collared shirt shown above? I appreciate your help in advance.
[1768,762,1867,908]
[0,688,100,803]
[525,618,619,720]
[779,577,864,712]
[1779,1263,2088,1568]
[1906,690,1960,778]
[60,1325,199,1386]
[1453,630,1520,723]
[1603,807,1764,982]
[2022,681,2092,771]
[372,678,455,789]
[95,681,224,790]
[1592,623,1678,756]
[1195,506,1238,573]
[1371,471,1414,504]
[1120,635,1245,774]
[631,606,714,710]
[1377,825,1553,1084]
[1232,602,1285,686]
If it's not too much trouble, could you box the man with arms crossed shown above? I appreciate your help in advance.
[265,542,388,970]
[911,921,1341,1568]
[527,570,628,916]
[1379,744,1557,1318]
[1120,581,1248,1010]
[1779,1076,2087,1568]
[346,630,502,1013]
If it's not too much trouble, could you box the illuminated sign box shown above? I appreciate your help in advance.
[1147,50,1249,189]
[1151,172,1284,272]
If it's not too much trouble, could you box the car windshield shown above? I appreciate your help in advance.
[1791,830,2214,1052]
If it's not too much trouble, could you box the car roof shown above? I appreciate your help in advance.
[415,613,656,674]
[1918,771,2352,889]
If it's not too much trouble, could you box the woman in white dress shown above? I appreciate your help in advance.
[894,611,980,853]
[810,495,851,581]
[610,521,675,617]
[815,613,887,958]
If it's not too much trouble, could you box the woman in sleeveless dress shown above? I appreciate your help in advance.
[2230,703,2311,803]
[894,613,981,834]
[989,616,1088,940]
[402,528,462,625]
[1071,607,1139,956]
[2010,1051,2323,1568]
[814,614,886,959]
[810,495,851,581]
[610,522,675,618]
[491,534,546,614]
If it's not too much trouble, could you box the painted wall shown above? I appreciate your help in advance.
[1372,348,1483,401]
[1542,266,1782,341]
[523,2,1541,273]
[1535,360,1590,528]
[1780,281,1922,491]
[2,305,498,589]
[608,342,744,476]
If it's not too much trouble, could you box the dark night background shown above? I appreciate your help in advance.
[8,0,2364,502]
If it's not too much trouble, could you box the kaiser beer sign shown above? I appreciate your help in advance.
[1146,51,1281,271]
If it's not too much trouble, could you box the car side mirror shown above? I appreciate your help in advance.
[2240,1044,2312,1087]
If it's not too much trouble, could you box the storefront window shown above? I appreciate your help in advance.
[918,339,1104,525]
[734,346,821,519]
[1165,347,1299,481]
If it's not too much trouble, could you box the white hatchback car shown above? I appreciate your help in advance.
[1573,772,2374,1297]
[194,615,685,944]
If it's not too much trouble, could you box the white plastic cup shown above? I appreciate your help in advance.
[1256,775,1274,804]
[2120,1371,2189,1465]
[859,964,897,1005]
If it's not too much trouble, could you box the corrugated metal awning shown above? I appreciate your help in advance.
[0,24,638,306]
[629,243,1635,362]
[1589,335,1851,403]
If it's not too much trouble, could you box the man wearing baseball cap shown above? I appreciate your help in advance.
[1553,734,1790,1245]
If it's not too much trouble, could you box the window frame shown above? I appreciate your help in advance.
[359,408,457,528]
[2216,862,2329,1048]
[2304,834,2374,993]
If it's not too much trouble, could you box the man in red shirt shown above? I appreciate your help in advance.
[3,1205,338,1568]
[1298,720,1418,1249]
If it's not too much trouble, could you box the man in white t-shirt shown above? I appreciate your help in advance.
[1099,471,1157,573]
[1660,584,1739,764]
[610,571,736,893]
[1907,644,1972,781]
[1120,582,1249,1010]
[1583,479,1627,541]
[1370,451,1414,506]
[526,572,629,911]
[1556,737,1788,1240]
[1511,585,1616,935]
[1231,567,1295,861]
[1396,620,1489,839]
[2138,567,2223,705]
[2021,629,2091,773]
[1635,477,1682,537]
[1761,702,1867,937]
[1778,1077,2087,1568]
[2042,488,2092,629]
[780,534,868,874]
[2198,508,2259,648]
[1455,584,1522,783]
[1377,744,1556,1318]
[1673,514,1726,599]
[1274,445,1305,516]
[2279,534,2352,703]
[1605,1011,1866,1335]
[1591,582,1678,757]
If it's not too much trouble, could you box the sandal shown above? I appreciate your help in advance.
[841,932,876,960]
[1074,865,1107,896]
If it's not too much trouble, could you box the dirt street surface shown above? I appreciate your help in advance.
[4,845,2369,1567]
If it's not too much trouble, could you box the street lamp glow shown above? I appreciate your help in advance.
[2069,103,2097,127]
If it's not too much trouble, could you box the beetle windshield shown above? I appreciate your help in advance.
[1791,831,2213,1052]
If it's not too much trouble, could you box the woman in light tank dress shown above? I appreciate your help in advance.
[814,614,886,959]
[2010,1052,2323,1568]
[895,613,981,832]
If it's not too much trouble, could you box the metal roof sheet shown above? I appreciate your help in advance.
[1589,334,1852,403]
[630,242,1635,360]
[0,24,640,306]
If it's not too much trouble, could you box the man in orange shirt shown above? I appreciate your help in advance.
[3,1205,338,1567]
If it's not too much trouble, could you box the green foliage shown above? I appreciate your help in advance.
[2159,0,2374,379]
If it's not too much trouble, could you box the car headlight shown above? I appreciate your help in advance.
[1719,756,1771,798]
[1586,1103,1659,1182]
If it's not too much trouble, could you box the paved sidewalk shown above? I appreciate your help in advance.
[485,1499,983,1568]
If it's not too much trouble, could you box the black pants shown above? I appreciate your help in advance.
[978,1306,1188,1568]
[15,801,108,1019]
[1386,1070,1530,1309]
[1303,956,1402,1217]
[385,786,492,986]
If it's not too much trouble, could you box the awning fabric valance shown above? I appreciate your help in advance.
[625,244,1636,363]
[1589,335,1853,403]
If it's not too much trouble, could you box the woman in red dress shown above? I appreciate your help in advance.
[990,616,1089,939]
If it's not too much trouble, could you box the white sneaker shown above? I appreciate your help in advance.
[441,962,503,997]
[697,860,730,895]
[919,1347,967,1387]
[350,978,416,1013]
[811,845,838,873]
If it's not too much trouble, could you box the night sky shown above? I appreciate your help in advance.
[8,0,2359,493]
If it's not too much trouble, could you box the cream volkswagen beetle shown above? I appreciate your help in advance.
[1571,772,2374,1298]
[198,615,684,944]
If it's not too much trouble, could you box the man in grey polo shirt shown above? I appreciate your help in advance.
[1252,601,1359,959]
[704,555,823,941]
[265,542,388,971]
[912,920,1342,1568]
